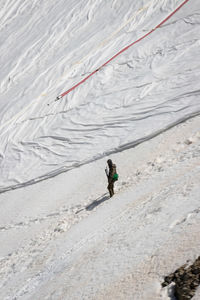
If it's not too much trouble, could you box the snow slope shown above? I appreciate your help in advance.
[0,114,199,300]
[0,0,200,299]
[0,0,200,191]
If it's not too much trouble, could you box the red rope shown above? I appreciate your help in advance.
[59,0,190,99]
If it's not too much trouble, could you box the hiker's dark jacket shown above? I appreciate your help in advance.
[108,163,116,183]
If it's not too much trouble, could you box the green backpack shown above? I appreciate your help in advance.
[113,173,119,181]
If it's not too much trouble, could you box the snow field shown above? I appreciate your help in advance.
[0,115,199,299]
[0,0,200,298]
[0,0,200,190]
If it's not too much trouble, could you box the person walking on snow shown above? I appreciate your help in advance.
[105,159,118,198]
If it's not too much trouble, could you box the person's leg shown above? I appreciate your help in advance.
[108,182,114,197]
[111,182,114,196]
[107,182,113,198]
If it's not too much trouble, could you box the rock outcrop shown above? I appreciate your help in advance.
[162,256,200,299]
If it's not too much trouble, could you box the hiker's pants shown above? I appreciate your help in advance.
[107,180,114,197]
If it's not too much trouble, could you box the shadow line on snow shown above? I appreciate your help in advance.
[85,194,109,211]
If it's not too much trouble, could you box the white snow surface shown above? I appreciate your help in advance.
[0,0,200,299]
[0,0,200,190]
[0,114,200,300]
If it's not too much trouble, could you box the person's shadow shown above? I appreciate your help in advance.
[85,193,109,211]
